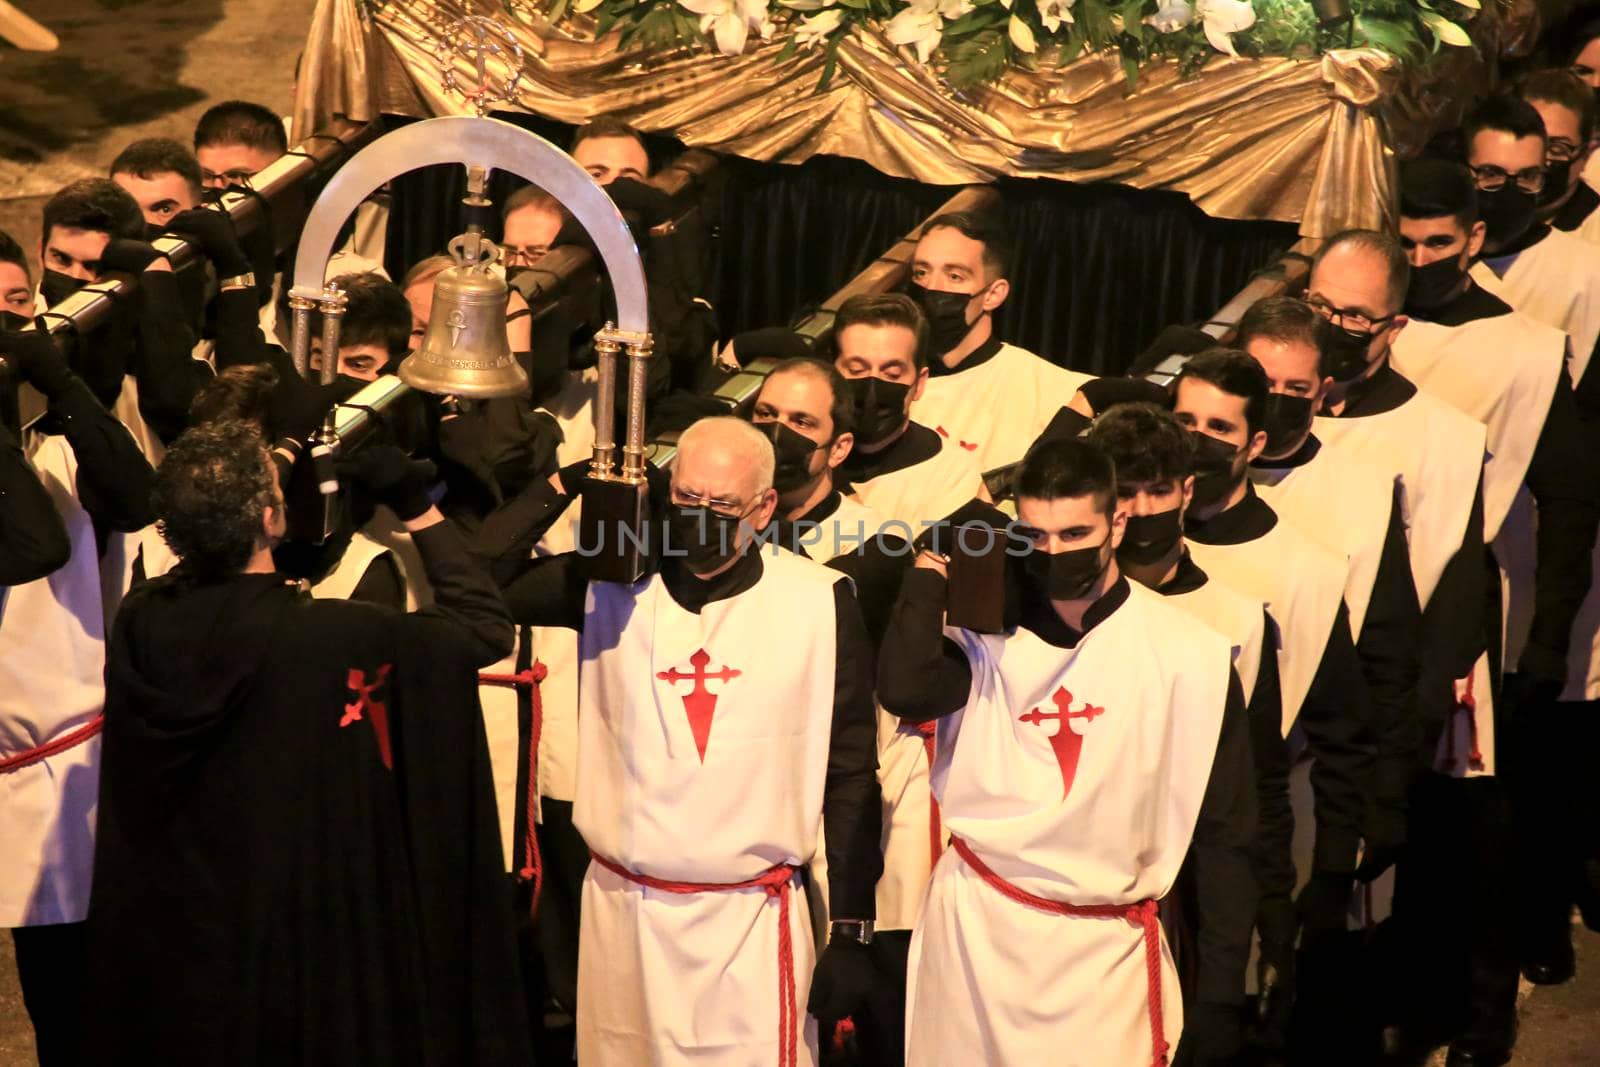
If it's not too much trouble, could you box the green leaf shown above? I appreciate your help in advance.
[836,0,869,10]
[1418,9,1472,47]
[943,27,1012,88]
[594,7,617,36]
[776,34,800,62]
[818,31,843,90]
[1121,46,1139,89]
[944,7,1007,37]
[548,0,570,23]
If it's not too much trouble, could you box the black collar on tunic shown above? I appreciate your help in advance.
[1404,279,1513,327]
[1184,484,1279,545]
[766,489,843,557]
[837,421,944,485]
[1554,182,1600,234]
[1325,362,1418,418]
[928,335,1003,378]
[1483,223,1554,265]
[1017,574,1130,649]
[1251,432,1322,472]
[1155,550,1210,596]
[661,545,763,614]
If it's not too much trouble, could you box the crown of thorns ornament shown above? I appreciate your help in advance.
[434,14,525,116]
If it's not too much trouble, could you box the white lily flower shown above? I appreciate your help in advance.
[1035,0,1074,32]
[678,0,772,54]
[574,0,606,12]
[1142,0,1192,33]
[779,0,830,9]
[884,0,973,64]
[794,6,844,46]
[1008,14,1037,52]
[1195,0,1254,56]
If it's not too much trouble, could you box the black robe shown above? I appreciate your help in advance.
[80,522,531,1066]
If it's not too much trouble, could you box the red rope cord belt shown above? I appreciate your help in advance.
[588,850,804,1067]
[914,721,944,868]
[1441,672,1484,772]
[479,663,548,917]
[950,836,1170,1067]
[0,715,104,774]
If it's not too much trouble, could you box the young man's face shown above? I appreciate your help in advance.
[1015,492,1123,555]
[1174,377,1259,456]
[1245,336,1325,403]
[0,261,33,317]
[1573,39,1600,90]
[1527,98,1588,208]
[1467,129,1547,196]
[197,143,281,189]
[573,136,649,186]
[1115,476,1191,519]
[1397,213,1483,268]
[834,322,926,399]
[309,340,391,382]
[502,203,565,267]
[41,226,109,282]
[113,170,199,227]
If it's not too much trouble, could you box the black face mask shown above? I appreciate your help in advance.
[666,503,748,575]
[907,282,975,355]
[1189,432,1243,512]
[1477,184,1538,248]
[755,419,825,494]
[1322,325,1374,383]
[39,269,86,308]
[1540,158,1574,207]
[1406,252,1469,311]
[844,375,912,446]
[1261,393,1315,456]
[1117,509,1183,568]
[0,310,29,333]
[1022,536,1111,601]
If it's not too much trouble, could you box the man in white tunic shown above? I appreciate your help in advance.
[904,212,1090,475]
[830,294,986,530]
[0,325,156,1064]
[1518,70,1600,248]
[879,436,1257,1067]
[491,417,883,1067]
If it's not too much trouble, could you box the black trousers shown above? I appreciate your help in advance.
[512,797,589,1061]
[11,921,85,1067]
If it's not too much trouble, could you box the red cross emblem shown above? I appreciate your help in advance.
[1018,685,1105,799]
[342,664,394,770]
[656,648,741,761]
[934,424,980,452]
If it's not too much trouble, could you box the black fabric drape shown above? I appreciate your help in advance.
[381,112,1295,377]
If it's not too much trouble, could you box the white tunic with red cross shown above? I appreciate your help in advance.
[904,582,1230,1066]
[0,434,106,927]
[910,344,1091,475]
[573,551,841,1067]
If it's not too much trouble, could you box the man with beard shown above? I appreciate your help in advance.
[81,420,528,1065]
[877,435,1255,1066]
[830,293,985,530]
[481,416,883,1066]
[1,324,155,1066]
[903,212,1090,475]
[1235,297,1423,893]
[1086,402,1294,1059]
[1461,96,1600,390]
[1170,349,1381,1059]
[1394,157,1600,1013]
[1518,70,1600,246]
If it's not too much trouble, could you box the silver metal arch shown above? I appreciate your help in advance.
[292,115,648,333]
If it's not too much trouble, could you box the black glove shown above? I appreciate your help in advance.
[728,327,811,364]
[1181,1001,1245,1065]
[98,238,165,275]
[555,458,593,497]
[805,938,876,1023]
[0,327,74,399]
[164,207,253,277]
[1500,668,1564,715]
[1077,375,1170,415]
[1295,872,1353,941]
[1255,895,1296,1043]
[335,445,438,521]
[605,177,676,231]
[1354,833,1404,883]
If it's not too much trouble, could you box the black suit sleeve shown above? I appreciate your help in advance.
[401,519,515,667]
[1356,489,1424,846]
[1298,602,1376,875]
[210,287,277,371]
[350,553,407,609]
[132,270,211,444]
[1193,671,1259,1006]
[824,579,883,921]
[824,537,911,651]
[0,421,71,585]
[50,375,156,531]
[1417,483,1488,755]
[472,476,579,589]
[876,566,973,721]
[1520,376,1600,682]
[1248,612,1294,906]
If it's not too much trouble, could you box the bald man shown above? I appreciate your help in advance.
[484,417,882,1067]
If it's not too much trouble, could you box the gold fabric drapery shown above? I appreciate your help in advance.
[293,0,1408,235]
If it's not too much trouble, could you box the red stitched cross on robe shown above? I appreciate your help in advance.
[1017,685,1105,799]
[341,664,394,769]
[656,648,741,761]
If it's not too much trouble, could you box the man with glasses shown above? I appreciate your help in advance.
[482,415,883,1067]
[1517,70,1600,245]
[1461,96,1600,385]
[501,185,571,270]
[192,100,287,190]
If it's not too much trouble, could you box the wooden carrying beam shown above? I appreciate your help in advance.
[646,184,1003,467]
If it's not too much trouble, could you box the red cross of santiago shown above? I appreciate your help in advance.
[1018,685,1105,799]
[657,648,741,762]
[342,664,394,770]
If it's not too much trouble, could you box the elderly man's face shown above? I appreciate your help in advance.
[670,433,779,575]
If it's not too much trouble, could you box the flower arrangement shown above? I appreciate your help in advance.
[553,0,1484,88]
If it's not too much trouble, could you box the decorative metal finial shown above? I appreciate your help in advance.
[434,14,526,116]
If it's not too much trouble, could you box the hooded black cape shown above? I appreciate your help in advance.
[81,523,531,1065]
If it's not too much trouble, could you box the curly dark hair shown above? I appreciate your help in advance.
[1087,401,1197,486]
[153,420,279,578]
[189,363,279,430]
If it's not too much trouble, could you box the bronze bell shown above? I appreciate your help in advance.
[397,233,529,399]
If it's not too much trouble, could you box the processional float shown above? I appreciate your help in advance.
[283,115,654,580]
